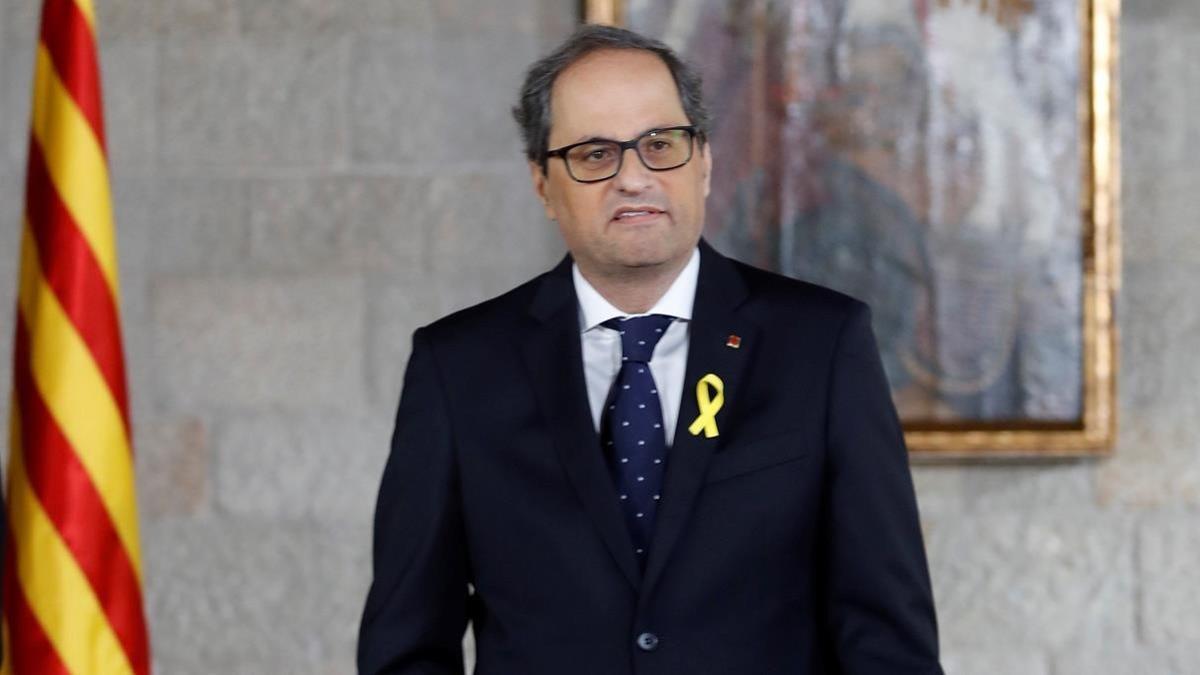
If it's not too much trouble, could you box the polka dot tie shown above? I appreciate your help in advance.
[600,314,674,564]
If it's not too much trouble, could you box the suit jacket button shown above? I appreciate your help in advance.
[636,632,659,651]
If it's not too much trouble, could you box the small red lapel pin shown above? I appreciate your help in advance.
[725,334,741,349]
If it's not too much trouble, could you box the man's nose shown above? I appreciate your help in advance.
[612,147,652,193]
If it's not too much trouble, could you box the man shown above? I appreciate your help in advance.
[358,25,943,675]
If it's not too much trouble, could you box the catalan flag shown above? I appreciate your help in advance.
[2,0,151,673]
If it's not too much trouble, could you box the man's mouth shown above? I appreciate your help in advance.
[612,206,665,221]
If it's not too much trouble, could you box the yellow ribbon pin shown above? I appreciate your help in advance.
[688,373,725,438]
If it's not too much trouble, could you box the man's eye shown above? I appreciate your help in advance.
[646,140,672,152]
[574,146,614,163]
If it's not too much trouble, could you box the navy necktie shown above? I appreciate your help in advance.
[601,314,674,563]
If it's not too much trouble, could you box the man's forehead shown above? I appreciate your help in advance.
[548,49,687,143]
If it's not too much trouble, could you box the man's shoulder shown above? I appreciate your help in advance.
[410,251,871,346]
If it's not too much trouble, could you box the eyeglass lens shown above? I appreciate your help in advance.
[564,128,693,182]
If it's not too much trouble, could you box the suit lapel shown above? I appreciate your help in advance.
[520,256,642,589]
[641,240,758,597]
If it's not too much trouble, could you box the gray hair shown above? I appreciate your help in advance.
[512,24,711,170]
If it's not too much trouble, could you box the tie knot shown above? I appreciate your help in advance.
[602,314,674,363]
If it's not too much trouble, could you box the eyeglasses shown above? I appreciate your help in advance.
[545,126,699,183]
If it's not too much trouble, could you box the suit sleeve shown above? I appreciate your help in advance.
[822,301,943,675]
[358,328,470,675]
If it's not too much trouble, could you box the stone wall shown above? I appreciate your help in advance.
[0,1,1196,673]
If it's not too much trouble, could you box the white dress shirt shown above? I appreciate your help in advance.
[573,247,700,447]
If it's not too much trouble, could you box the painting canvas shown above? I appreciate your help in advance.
[589,0,1119,456]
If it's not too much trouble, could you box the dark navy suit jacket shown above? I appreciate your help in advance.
[358,240,943,674]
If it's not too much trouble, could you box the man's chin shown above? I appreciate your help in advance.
[619,256,671,269]
[607,250,689,276]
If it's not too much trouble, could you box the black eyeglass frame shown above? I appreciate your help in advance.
[543,125,701,184]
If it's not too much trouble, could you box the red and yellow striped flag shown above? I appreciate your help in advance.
[3,0,151,673]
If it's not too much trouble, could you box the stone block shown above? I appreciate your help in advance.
[925,510,1136,651]
[241,36,348,167]
[236,0,345,35]
[160,36,347,167]
[157,38,246,164]
[347,176,439,274]
[1,1,39,46]
[246,176,354,271]
[149,274,368,414]
[231,1,450,37]
[1121,170,1200,265]
[1053,645,1191,675]
[1120,22,1200,178]
[147,176,248,274]
[425,169,562,314]
[142,518,370,674]
[0,168,17,424]
[939,647,1049,675]
[159,0,238,36]
[214,412,390,523]
[430,32,535,163]
[99,40,158,170]
[111,174,156,424]
[1,38,34,167]
[914,463,1097,517]
[1174,648,1200,674]
[346,0,434,32]
[112,173,154,284]
[0,165,20,296]
[0,276,12,463]
[1121,0,1200,28]
[909,465,967,519]
[534,0,579,49]
[1097,262,1200,506]
[349,30,533,166]
[960,464,1097,512]
[365,273,443,409]
[245,175,430,274]
[1139,511,1200,645]
[347,31,440,165]
[137,415,211,518]
[1118,16,1200,267]
[96,0,160,40]
[433,0,539,37]
[1098,416,1200,507]
[1117,263,1200,412]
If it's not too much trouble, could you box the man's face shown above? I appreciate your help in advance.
[530,49,712,279]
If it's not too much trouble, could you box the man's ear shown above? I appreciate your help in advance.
[701,142,713,199]
[529,160,557,221]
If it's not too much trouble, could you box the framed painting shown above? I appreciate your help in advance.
[584,0,1120,458]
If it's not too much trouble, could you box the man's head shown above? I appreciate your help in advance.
[513,25,713,281]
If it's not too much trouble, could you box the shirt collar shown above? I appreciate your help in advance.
[572,246,700,332]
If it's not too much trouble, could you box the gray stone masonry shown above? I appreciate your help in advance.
[0,0,1196,673]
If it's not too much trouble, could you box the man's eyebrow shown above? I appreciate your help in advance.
[562,123,689,146]
[563,134,611,146]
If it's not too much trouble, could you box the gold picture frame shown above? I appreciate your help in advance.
[585,0,1120,459]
